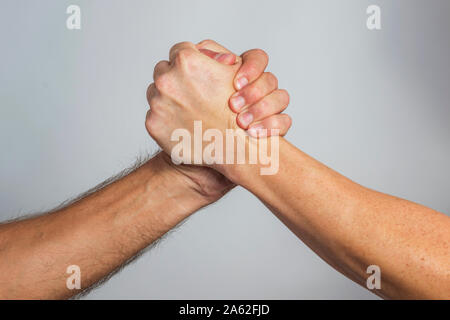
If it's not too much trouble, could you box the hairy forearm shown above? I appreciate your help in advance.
[0,153,210,299]
[221,138,450,299]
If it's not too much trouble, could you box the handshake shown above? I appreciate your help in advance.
[1,40,448,300]
[145,40,291,181]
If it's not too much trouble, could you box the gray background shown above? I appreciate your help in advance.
[1,0,449,299]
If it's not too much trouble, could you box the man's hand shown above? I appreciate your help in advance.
[196,40,291,137]
[146,40,291,200]
[146,41,242,157]
[0,39,290,298]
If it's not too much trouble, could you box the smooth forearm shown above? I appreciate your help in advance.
[0,153,210,299]
[220,138,450,299]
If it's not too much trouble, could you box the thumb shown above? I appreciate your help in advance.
[198,48,237,65]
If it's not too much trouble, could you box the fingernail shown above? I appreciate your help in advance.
[230,94,246,112]
[235,76,249,90]
[213,53,236,65]
[214,53,227,60]
[248,125,267,138]
[238,112,254,128]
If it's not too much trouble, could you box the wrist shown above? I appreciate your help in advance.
[144,152,217,209]
[213,134,281,186]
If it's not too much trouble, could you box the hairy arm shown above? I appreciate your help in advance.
[219,138,450,299]
[0,153,213,299]
[0,40,292,299]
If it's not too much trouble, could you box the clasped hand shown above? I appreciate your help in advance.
[146,40,291,178]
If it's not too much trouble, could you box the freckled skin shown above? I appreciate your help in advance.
[150,41,450,300]
[217,140,450,299]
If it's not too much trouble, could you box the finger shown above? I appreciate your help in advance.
[247,114,292,138]
[197,40,240,64]
[198,48,221,59]
[146,83,158,104]
[198,48,236,65]
[169,41,197,62]
[236,89,289,129]
[153,60,170,81]
[229,72,278,113]
[234,49,269,90]
[145,109,153,136]
[196,39,234,54]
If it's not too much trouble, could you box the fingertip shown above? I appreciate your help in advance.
[235,76,249,90]
[250,114,292,137]
[236,111,254,129]
[236,49,269,90]
[273,114,292,136]
[229,93,246,113]
[286,114,292,128]
[281,114,292,129]
[215,53,237,65]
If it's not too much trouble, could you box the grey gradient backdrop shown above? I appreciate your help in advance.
[1,0,449,299]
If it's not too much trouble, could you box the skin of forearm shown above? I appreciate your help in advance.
[219,138,450,299]
[0,153,211,299]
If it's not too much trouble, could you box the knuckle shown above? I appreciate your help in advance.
[146,83,155,101]
[145,112,157,134]
[145,110,152,124]
[171,41,192,51]
[174,48,195,68]
[145,107,167,139]
[154,74,170,92]
[259,98,268,109]
[247,85,262,101]
[251,102,265,119]
[153,60,167,76]
[148,96,161,112]
[154,60,165,69]
[146,84,163,111]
